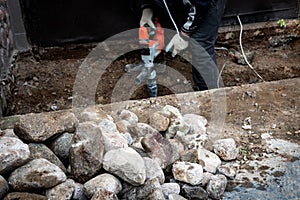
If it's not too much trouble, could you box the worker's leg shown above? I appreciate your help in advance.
[190,0,227,90]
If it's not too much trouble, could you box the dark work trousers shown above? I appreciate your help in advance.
[133,0,227,90]
[190,0,227,90]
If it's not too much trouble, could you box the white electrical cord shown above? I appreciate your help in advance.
[237,15,265,82]
[162,0,180,35]
[162,2,264,86]
[217,16,265,88]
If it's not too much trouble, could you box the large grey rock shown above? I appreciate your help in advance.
[14,111,78,142]
[50,132,74,165]
[46,179,75,200]
[180,149,198,163]
[98,119,128,152]
[172,161,204,185]
[141,132,179,169]
[83,173,122,198]
[3,192,47,200]
[169,139,185,162]
[70,122,104,183]
[103,147,146,186]
[200,172,213,187]
[197,148,221,174]
[8,158,66,191]
[143,157,165,184]
[120,178,164,200]
[73,183,88,200]
[0,175,9,199]
[213,138,238,161]
[0,136,30,174]
[28,143,66,173]
[206,174,227,199]
[161,182,180,197]
[182,184,208,200]
[129,122,157,140]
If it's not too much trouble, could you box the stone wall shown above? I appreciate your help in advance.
[0,105,236,199]
[0,0,13,116]
[1,78,299,199]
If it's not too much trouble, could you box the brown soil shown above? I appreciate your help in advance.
[3,20,300,116]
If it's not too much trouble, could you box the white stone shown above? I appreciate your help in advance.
[98,119,128,152]
[161,183,180,196]
[172,161,204,185]
[161,105,182,119]
[213,138,238,161]
[83,173,122,198]
[119,109,139,125]
[103,147,146,186]
[0,137,30,174]
[197,148,221,174]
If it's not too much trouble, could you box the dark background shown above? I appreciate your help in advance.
[19,0,299,46]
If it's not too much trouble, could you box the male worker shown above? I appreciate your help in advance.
[138,0,227,90]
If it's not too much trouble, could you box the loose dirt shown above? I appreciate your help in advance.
[4,20,299,116]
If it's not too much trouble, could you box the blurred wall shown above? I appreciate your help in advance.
[0,0,14,116]
[16,0,300,46]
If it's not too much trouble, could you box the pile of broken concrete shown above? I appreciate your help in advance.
[0,105,238,200]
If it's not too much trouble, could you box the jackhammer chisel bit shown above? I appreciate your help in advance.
[125,19,164,97]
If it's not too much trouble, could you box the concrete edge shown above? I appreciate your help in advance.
[0,77,299,130]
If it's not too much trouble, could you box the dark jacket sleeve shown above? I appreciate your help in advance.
[191,0,212,7]
[140,0,212,34]
[181,0,212,35]
[140,0,153,10]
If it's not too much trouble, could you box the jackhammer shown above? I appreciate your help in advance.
[125,19,165,97]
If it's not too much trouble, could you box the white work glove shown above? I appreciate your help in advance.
[165,33,189,57]
[140,8,156,29]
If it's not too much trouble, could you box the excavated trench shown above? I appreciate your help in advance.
[3,20,300,116]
